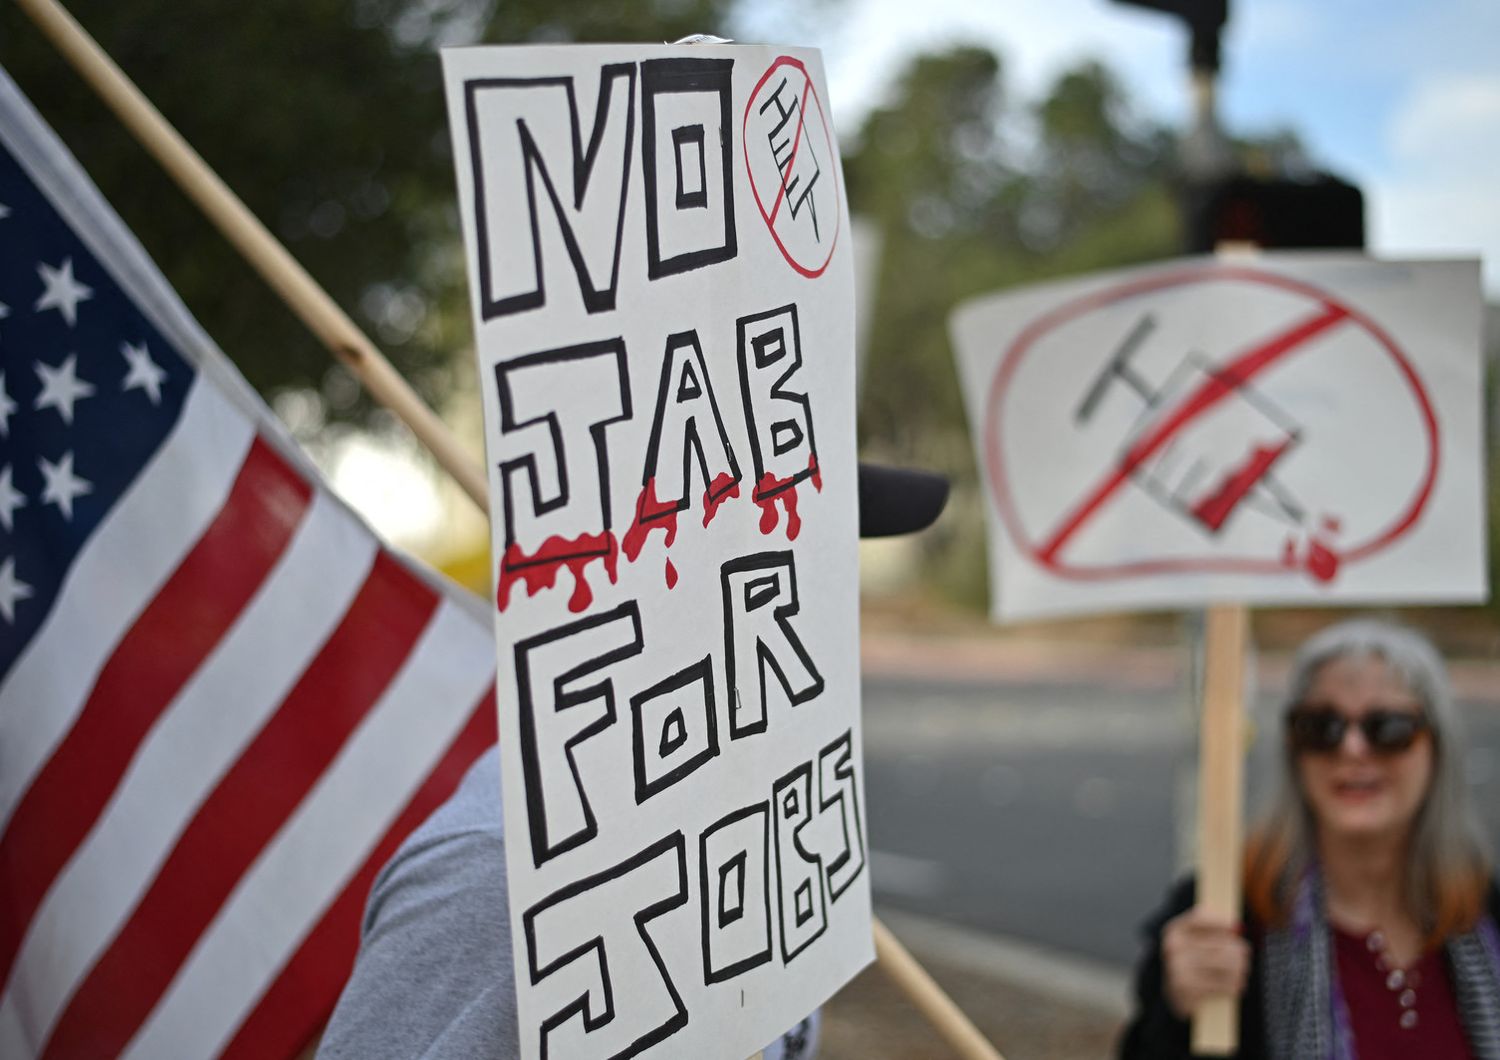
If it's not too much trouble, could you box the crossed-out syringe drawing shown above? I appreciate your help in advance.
[1077,311,1320,557]
[983,266,1441,586]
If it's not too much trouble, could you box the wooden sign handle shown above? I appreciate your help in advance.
[874,920,1006,1060]
[1191,604,1249,1055]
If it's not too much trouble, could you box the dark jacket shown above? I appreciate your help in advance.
[1117,878,1266,1060]
[1117,877,1500,1060]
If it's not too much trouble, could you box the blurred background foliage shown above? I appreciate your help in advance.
[0,0,739,418]
[844,48,1182,607]
[2,0,1495,622]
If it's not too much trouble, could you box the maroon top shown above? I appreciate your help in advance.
[1333,925,1473,1059]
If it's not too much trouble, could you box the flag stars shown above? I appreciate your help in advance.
[0,466,24,532]
[35,257,94,327]
[121,341,167,404]
[39,451,92,521]
[0,373,15,438]
[34,354,95,425]
[0,556,32,624]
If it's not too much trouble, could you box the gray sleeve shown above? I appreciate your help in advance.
[318,825,519,1060]
[318,742,820,1059]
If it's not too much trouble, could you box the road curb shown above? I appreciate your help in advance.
[874,907,1133,1020]
[860,632,1500,706]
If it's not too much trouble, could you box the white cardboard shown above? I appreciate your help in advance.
[442,44,870,1059]
[951,254,1488,623]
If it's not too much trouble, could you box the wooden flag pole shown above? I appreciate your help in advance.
[875,921,1006,1060]
[12,0,489,513]
[20,3,1011,1056]
[1190,603,1249,1055]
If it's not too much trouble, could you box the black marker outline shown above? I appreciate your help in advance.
[516,602,645,867]
[464,66,637,318]
[495,338,632,566]
[640,58,738,278]
[629,654,720,804]
[672,123,708,209]
[817,729,866,901]
[640,330,742,516]
[699,802,773,984]
[771,762,828,963]
[735,304,818,500]
[524,831,690,1059]
[720,551,824,740]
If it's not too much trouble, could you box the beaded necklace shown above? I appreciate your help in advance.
[1363,929,1422,1030]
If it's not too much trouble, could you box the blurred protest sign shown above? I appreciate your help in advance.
[952,256,1487,624]
[442,43,869,1060]
[0,64,497,1059]
[953,252,1485,1052]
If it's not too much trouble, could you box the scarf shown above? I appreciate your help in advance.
[1262,872,1500,1060]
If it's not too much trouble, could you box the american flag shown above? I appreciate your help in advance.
[0,66,498,1058]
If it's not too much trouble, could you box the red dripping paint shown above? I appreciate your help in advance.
[1305,538,1340,583]
[1276,531,1341,585]
[1189,440,1291,532]
[1322,514,1342,534]
[496,543,560,611]
[753,471,803,541]
[807,454,823,492]
[782,487,801,540]
[564,555,595,611]
[622,478,679,562]
[758,494,779,535]
[665,558,679,589]
[702,472,741,528]
[496,531,619,614]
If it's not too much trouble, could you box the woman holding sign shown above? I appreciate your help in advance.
[1120,619,1500,1058]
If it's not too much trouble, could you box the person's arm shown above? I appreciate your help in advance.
[1119,876,1259,1060]
[317,823,519,1060]
[318,743,820,1060]
[1119,877,1196,1060]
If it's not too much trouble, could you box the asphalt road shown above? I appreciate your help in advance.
[859,666,1500,970]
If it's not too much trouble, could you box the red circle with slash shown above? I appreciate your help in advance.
[743,56,842,278]
[981,264,1440,581]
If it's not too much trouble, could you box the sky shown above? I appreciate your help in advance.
[754,0,1500,295]
[340,0,1500,550]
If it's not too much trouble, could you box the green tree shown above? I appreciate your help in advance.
[846,47,1181,605]
[0,0,734,409]
[850,50,1179,463]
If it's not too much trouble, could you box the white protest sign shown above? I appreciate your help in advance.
[951,255,1487,623]
[442,44,870,1059]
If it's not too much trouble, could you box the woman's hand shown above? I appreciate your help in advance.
[1160,908,1251,1020]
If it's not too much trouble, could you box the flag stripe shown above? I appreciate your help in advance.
[221,692,497,1060]
[0,377,254,832]
[0,436,312,994]
[124,600,494,1058]
[219,692,498,1060]
[3,67,507,1060]
[0,491,380,1056]
[40,549,440,1059]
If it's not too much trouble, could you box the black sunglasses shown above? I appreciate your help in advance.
[1285,706,1431,755]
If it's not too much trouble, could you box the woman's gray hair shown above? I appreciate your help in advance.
[1258,618,1489,927]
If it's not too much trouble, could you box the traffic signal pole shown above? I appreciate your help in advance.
[1111,3,1242,1055]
